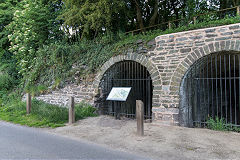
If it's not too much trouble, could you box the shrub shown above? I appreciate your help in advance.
[0,73,15,91]
[75,102,97,120]
[37,85,48,94]
[24,85,48,97]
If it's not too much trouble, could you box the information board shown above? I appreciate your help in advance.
[106,87,131,101]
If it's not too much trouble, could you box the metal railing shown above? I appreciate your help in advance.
[126,6,240,35]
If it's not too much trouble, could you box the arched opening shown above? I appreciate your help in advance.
[180,51,240,127]
[98,60,153,120]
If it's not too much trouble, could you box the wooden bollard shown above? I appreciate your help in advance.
[69,96,75,124]
[237,6,240,16]
[136,100,144,136]
[26,93,31,114]
[168,21,171,29]
[193,16,197,25]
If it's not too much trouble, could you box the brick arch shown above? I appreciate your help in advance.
[92,53,162,107]
[170,40,240,95]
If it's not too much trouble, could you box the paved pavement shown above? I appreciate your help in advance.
[0,121,152,160]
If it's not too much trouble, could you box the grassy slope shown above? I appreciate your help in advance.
[32,16,240,87]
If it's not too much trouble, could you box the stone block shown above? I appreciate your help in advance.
[205,38,214,42]
[184,58,192,66]
[234,30,240,34]
[153,85,162,91]
[208,43,214,53]
[162,114,173,121]
[152,80,161,85]
[229,25,240,30]
[221,32,233,36]
[151,71,159,78]
[220,41,226,51]
[199,47,205,56]
[235,40,240,51]
[206,34,217,38]
[176,37,188,41]
[180,48,191,53]
[187,55,195,63]
[203,45,210,55]
[194,49,201,58]
[166,108,179,113]
[225,40,231,51]
[157,40,166,44]
[215,36,232,41]
[189,36,203,40]
[205,29,216,33]
[215,41,220,52]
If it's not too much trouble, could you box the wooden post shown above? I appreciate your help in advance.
[26,93,31,114]
[69,96,75,124]
[193,16,197,25]
[168,21,171,30]
[114,102,121,120]
[136,100,144,136]
[237,6,240,16]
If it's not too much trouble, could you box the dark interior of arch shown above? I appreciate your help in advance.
[97,60,153,120]
[180,51,240,127]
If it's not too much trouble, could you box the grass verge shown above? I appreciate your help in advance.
[0,97,97,128]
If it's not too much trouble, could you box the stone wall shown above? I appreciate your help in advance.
[36,81,95,107]
[36,23,240,126]
[148,23,240,125]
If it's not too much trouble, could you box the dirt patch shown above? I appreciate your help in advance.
[49,116,240,160]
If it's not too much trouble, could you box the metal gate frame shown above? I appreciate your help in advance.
[100,60,153,120]
[182,52,240,128]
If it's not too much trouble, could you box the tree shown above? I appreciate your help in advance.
[7,0,63,79]
[0,0,20,60]
[60,0,129,39]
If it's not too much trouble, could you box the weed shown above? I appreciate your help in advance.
[207,117,227,131]
[206,117,240,132]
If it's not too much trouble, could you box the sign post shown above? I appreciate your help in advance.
[107,87,131,119]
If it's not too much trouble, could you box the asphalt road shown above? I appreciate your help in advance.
[0,121,152,160]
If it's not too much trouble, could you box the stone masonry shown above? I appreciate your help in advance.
[36,23,240,126]
[36,82,95,106]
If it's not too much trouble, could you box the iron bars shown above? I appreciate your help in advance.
[99,61,153,120]
[181,51,240,128]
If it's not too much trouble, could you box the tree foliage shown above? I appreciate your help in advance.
[60,0,238,39]
[7,0,63,79]
[0,0,20,60]
[60,0,128,39]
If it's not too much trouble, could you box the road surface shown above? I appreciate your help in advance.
[0,121,152,160]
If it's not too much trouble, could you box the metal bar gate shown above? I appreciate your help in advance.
[183,52,240,128]
[100,61,153,120]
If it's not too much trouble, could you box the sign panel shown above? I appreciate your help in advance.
[107,87,131,101]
